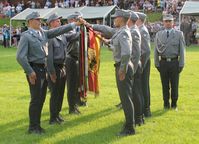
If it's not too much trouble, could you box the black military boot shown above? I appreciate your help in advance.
[117,124,135,136]
[164,101,170,109]
[135,115,145,126]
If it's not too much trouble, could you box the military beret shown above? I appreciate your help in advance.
[111,9,130,19]
[129,11,139,21]
[136,12,147,21]
[26,11,41,21]
[67,11,83,20]
[47,13,62,24]
[163,14,174,21]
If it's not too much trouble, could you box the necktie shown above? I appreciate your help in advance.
[167,31,169,38]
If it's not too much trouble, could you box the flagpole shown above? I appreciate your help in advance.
[84,25,111,48]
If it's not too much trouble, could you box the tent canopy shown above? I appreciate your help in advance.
[180,1,199,16]
[11,5,117,21]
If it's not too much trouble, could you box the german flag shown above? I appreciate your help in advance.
[88,28,101,96]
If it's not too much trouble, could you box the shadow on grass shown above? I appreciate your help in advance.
[0,107,121,144]
[152,108,169,117]
[55,123,123,144]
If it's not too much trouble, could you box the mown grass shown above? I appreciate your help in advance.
[0,45,199,144]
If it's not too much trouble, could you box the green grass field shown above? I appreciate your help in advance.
[0,45,199,144]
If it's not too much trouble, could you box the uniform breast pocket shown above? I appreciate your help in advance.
[54,43,61,55]
[30,39,40,48]
[112,38,119,47]
[171,41,179,47]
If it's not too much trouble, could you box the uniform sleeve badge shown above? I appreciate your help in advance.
[123,35,127,39]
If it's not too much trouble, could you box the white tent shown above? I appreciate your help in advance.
[179,1,199,27]
[10,6,117,45]
[179,1,199,16]
[11,6,117,21]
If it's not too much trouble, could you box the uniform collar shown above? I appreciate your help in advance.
[130,24,138,29]
[165,28,173,33]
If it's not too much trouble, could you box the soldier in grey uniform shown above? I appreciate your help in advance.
[180,17,191,46]
[16,11,82,134]
[128,11,144,126]
[136,12,152,117]
[84,9,135,136]
[154,14,185,110]
[46,13,67,125]
[65,12,82,114]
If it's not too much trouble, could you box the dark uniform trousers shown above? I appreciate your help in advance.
[132,64,144,121]
[141,59,151,114]
[27,63,48,129]
[48,64,66,120]
[115,63,135,126]
[159,59,179,106]
[65,55,79,111]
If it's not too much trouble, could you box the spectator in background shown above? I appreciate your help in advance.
[58,1,64,8]
[191,18,197,44]
[0,27,3,44]
[16,2,22,13]
[180,16,191,46]
[45,0,52,8]
[0,2,3,13]
[75,0,79,7]
[21,0,25,10]
[2,24,10,48]
[64,0,70,8]
[36,1,41,8]
[85,0,89,6]
[195,19,199,45]
[31,1,36,8]
[21,22,28,33]
[70,0,75,7]
[11,4,15,17]
[55,0,59,7]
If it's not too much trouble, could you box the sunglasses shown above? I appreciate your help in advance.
[164,20,172,23]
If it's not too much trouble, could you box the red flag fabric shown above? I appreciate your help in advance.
[88,28,101,96]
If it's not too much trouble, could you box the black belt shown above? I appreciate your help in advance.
[114,62,121,67]
[161,57,178,62]
[29,62,45,68]
[54,63,65,67]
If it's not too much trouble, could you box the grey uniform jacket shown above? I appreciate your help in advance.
[47,35,67,75]
[16,23,75,75]
[139,24,151,69]
[93,24,132,73]
[65,29,80,58]
[129,25,141,73]
[154,29,185,68]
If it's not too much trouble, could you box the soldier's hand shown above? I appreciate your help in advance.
[50,73,57,83]
[102,38,111,44]
[74,17,85,26]
[82,20,92,28]
[118,69,125,81]
[28,72,37,85]
[179,67,183,73]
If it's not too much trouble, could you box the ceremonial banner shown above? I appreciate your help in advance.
[79,25,88,102]
[88,28,101,96]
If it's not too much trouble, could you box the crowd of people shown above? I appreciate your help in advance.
[0,0,186,17]
[2,0,198,48]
